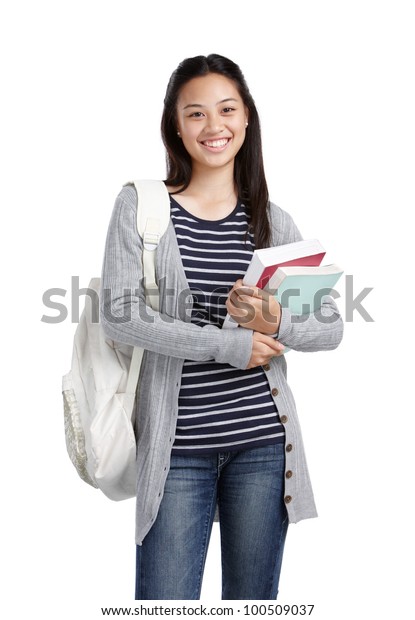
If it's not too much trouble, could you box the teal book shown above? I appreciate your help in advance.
[267,264,343,315]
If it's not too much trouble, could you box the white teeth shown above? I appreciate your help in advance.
[203,138,229,147]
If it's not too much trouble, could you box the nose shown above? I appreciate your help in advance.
[205,112,225,135]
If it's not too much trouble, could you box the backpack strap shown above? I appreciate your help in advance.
[121,180,170,403]
[126,346,144,395]
[123,180,171,312]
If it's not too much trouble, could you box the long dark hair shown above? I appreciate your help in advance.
[161,54,272,249]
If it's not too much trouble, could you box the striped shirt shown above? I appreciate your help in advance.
[170,195,285,455]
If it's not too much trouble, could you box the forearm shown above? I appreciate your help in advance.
[100,190,254,369]
[100,288,253,367]
[277,295,344,351]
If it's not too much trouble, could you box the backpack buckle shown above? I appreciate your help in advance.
[143,231,160,251]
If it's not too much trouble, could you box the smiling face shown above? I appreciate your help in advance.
[176,73,249,173]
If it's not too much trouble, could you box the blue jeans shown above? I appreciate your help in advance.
[135,443,288,600]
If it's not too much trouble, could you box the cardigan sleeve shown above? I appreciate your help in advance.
[100,188,254,370]
[269,202,344,352]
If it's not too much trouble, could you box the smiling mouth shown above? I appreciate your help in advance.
[200,138,231,151]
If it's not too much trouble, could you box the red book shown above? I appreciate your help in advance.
[243,239,326,289]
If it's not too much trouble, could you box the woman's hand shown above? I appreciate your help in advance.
[246,331,285,368]
[226,279,282,335]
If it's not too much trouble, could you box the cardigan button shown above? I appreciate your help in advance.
[271,388,279,396]
[280,415,288,424]
[284,495,292,504]
[263,364,270,371]
[286,470,293,479]
[286,444,293,452]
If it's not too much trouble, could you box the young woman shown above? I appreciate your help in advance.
[101,54,344,600]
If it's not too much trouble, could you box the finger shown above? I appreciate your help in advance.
[272,340,285,352]
[229,291,255,312]
[260,335,284,352]
[229,279,243,294]
[226,298,250,319]
[235,286,256,298]
[240,285,268,300]
[233,280,258,296]
[226,296,241,312]
[229,290,243,305]
[237,294,263,307]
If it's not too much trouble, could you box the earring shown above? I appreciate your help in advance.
[245,122,248,128]
[177,131,181,137]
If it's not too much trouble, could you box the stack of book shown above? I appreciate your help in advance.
[223,239,343,329]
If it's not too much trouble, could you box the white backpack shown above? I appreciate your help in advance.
[62,180,171,501]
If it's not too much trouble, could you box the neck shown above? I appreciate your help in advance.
[186,162,237,203]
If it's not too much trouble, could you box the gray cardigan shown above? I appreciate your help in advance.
[100,185,344,545]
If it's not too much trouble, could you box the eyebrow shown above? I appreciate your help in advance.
[182,98,239,110]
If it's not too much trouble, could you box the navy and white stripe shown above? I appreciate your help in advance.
[170,195,285,455]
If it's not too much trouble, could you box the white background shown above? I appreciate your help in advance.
[1,1,414,618]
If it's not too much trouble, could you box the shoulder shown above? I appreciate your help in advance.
[116,181,175,213]
[104,185,138,238]
[268,200,303,245]
[115,183,138,213]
